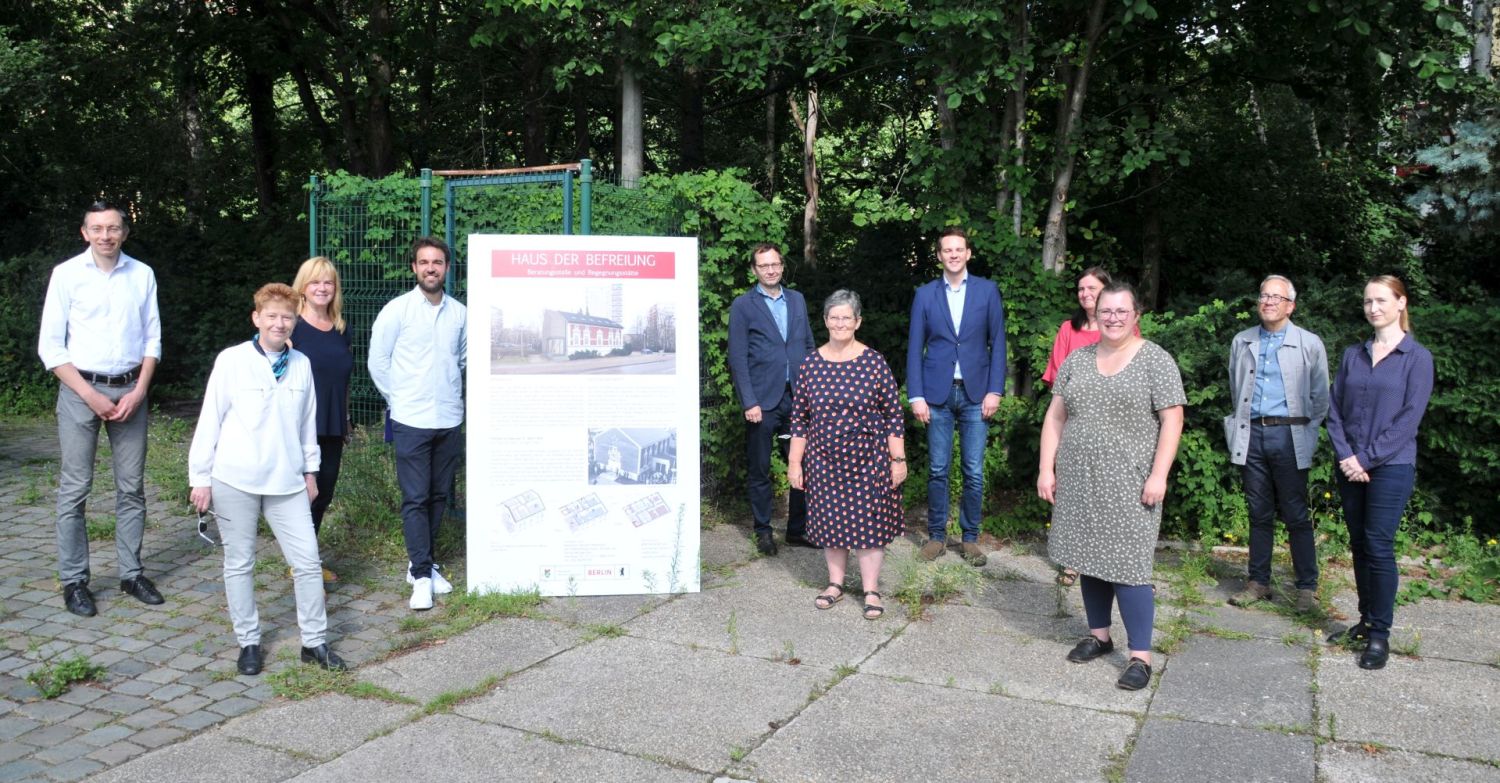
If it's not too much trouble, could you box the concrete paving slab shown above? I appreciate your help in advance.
[454,635,824,771]
[1316,653,1500,762]
[538,592,665,627]
[743,674,1135,783]
[1123,718,1314,783]
[700,524,755,571]
[358,617,580,703]
[861,604,1157,713]
[981,546,1062,584]
[219,693,416,761]
[1390,597,1500,665]
[1318,741,1500,782]
[288,713,705,782]
[1187,603,1308,641]
[1151,635,1313,729]
[964,575,1067,618]
[83,732,312,783]
[626,560,903,667]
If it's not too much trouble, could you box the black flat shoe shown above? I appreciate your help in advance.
[1326,622,1369,646]
[1117,659,1152,690]
[300,644,348,672]
[120,576,164,605]
[784,533,819,549]
[1358,638,1389,670]
[63,582,96,617]
[237,644,263,676]
[754,531,778,556]
[1066,636,1114,663]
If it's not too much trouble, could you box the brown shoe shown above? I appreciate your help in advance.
[1295,588,1318,613]
[918,540,946,561]
[1228,581,1271,607]
[960,542,987,567]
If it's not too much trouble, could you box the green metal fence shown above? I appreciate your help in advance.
[307,160,686,424]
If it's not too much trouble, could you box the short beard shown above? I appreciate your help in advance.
[419,276,445,295]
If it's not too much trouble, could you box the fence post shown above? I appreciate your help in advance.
[580,159,593,235]
[420,168,432,237]
[444,179,457,297]
[308,174,320,258]
[563,169,574,235]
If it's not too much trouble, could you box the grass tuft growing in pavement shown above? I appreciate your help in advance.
[421,675,500,715]
[27,654,106,699]
[891,556,983,619]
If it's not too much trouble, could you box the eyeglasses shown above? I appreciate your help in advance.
[85,226,126,236]
[755,262,783,271]
[826,315,858,324]
[1097,309,1136,320]
[197,510,226,547]
[1258,293,1292,305]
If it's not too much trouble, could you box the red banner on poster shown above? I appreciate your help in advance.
[492,249,677,279]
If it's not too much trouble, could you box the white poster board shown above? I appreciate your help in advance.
[465,234,700,596]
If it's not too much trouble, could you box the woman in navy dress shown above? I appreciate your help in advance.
[788,290,907,620]
[1326,275,1433,670]
[290,256,354,583]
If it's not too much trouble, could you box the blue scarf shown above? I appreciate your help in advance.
[252,334,289,381]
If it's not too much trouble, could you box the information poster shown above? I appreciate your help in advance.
[465,234,700,596]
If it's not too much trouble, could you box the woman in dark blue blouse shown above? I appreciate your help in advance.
[290,257,354,583]
[1326,275,1433,670]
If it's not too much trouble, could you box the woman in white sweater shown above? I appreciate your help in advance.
[189,283,345,676]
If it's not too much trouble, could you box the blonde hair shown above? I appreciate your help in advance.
[292,256,346,332]
[1367,274,1411,332]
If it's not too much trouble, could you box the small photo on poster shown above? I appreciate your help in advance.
[587,428,677,485]
[488,279,677,376]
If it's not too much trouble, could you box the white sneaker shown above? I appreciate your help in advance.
[409,578,433,611]
[407,562,454,595]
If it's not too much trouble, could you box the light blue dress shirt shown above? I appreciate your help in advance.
[944,272,967,379]
[757,284,790,381]
[1252,327,1289,418]
[368,288,467,429]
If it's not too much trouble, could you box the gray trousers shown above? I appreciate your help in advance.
[56,381,148,584]
[212,480,327,648]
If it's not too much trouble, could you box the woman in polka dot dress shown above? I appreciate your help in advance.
[1037,283,1186,691]
[788,290,908,620]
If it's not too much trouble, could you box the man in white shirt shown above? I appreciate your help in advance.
[369,237,467,610]
[38,202,165,617]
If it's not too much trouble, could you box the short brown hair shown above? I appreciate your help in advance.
[411,236,450,265]
[750,242,782,266]
[253,282,298,313]
[936,226,969,252]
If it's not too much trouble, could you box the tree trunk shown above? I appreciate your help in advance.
[678,66,706,170]
[935,80,956,151]
[572,86,592,161]
[522,45,549,166]
[364,0,396,175]
[764,92,779,197]
[1139,163,1164,310]
[291,65,340,171]
[412,2,437,170]
[789,86,820,268]
[244,62,279,212]
[1040,0,1109,273]
[1474,0,1493,79]
[620,58,644,187]
[997,0,1029,238]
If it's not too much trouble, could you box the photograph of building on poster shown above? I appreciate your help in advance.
[488,279,676,375]
[587,428,677,485]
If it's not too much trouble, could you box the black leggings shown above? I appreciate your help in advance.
[311,435,344,535]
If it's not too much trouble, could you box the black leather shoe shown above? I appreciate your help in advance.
[1326,622,1369,646]
[1117,659,1152,690]
[755,531,778,556]
[237,644,264,676]
[120,576,164,605]
[63,582,97,617]
[1066,636,1114,663]
[300,644,348,672]
[1358,638,1390,670]
[784,533,818,549]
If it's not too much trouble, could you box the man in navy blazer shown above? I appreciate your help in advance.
[907,227,1006,567]
[728,243,816,556]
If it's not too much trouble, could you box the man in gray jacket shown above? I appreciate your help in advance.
[1224,275,1329,612]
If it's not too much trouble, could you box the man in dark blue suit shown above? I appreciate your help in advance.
[728,243,816,556]
[907,227,1006,567]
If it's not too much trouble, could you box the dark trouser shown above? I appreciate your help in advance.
[392,421,463,580]
[746,387,806,538]
[1080,576,1156,653]
[1337,463,1415,642]
[1242,423,1318,590]
[310,435,345,535]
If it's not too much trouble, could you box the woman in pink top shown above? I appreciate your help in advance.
[1042,267,1129,586]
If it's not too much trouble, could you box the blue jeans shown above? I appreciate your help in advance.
[1337,463,1415,641]
[926,384,985,542]
[1243,423,1317,589]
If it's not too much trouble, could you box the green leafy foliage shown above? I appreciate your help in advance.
[26,654,106,699]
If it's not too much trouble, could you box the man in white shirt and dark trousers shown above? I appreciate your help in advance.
[188,283,345,675]
[38,202,165,617]
[369,237,467,610]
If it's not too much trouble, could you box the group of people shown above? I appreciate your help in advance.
[728,229,1433,687]
[40,202,467,675]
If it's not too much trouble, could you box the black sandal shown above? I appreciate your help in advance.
[863,591,885,620]
[814,583,845,610]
